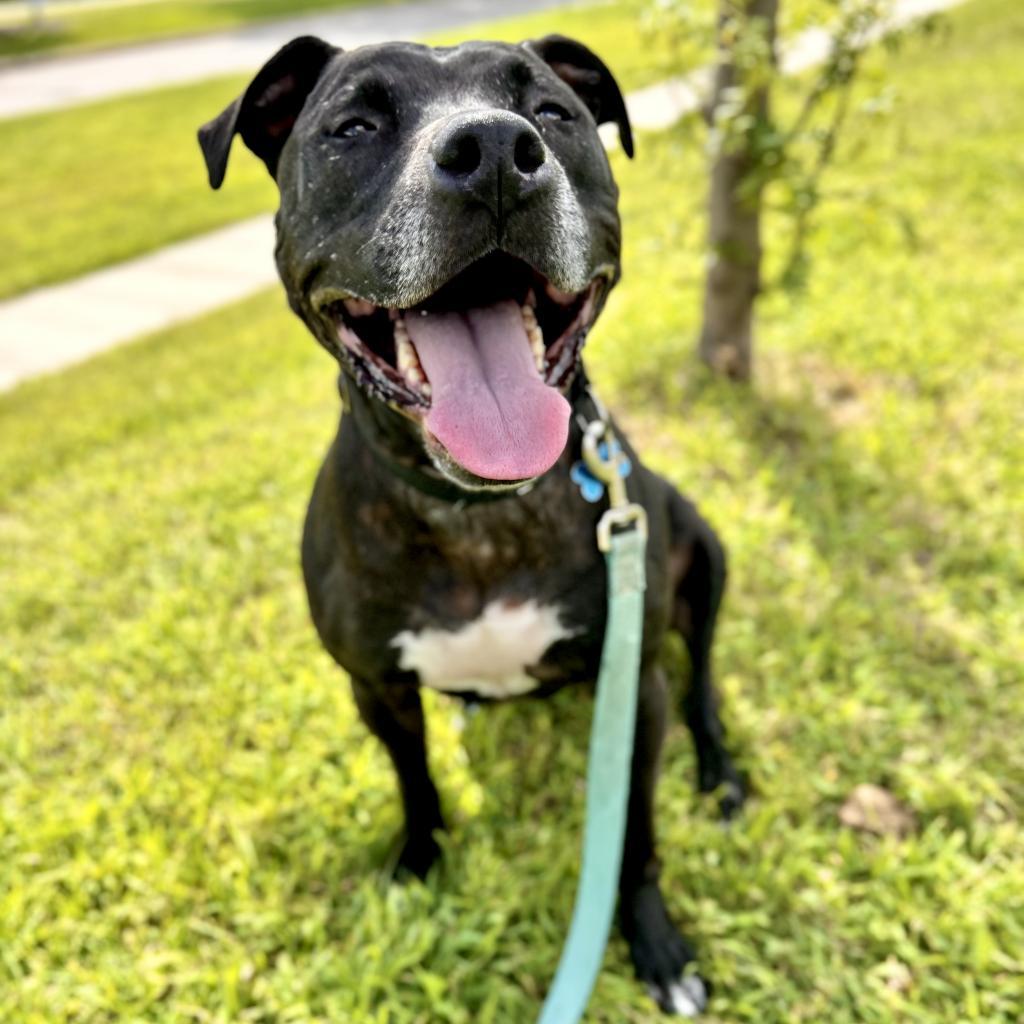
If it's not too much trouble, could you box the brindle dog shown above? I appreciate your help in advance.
[199,34,746,1016]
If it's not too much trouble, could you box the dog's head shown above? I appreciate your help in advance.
[199,35,632,489]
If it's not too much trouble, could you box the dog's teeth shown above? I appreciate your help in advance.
[521,305,546,373]
[394,318,430,397]
[395,323,415,371]
[530,330,545,373]
[398,351,421,379]
[530,332,545,372]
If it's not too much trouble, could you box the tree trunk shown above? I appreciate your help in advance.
[699,0,780,381]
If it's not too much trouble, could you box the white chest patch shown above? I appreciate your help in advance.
[391,600,575,699]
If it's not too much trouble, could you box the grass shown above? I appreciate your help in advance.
[0,0,401,59]
[426,0,684,92]
[0,73,277,301]
[2,0,1023,1020]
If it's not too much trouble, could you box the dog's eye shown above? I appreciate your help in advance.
[332,118,377,139]
[535,102,573,122]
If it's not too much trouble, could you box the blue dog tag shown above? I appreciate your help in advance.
[570,441,631,503]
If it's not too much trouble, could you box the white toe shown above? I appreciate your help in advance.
[648,974,708,1017]
[680,974,708,1009]
[666,981,701,1017]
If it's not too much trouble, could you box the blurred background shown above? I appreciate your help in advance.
[1,0,1021,1021]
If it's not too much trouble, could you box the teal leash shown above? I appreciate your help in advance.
[537,419,648,1024]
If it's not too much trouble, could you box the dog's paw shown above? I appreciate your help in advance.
[391,831,443,881]
[647,975,708,1018]
[622,882,709,1017]
[697,754,748,821]
[714,776,747,821]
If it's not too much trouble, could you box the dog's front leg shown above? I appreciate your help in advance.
[619,666,709,1017]
[350,676,446,880]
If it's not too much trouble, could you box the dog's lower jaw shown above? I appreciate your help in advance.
[422,432,534,492]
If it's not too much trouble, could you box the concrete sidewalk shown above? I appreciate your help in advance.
[0,0,964,392]
[0,0,168,26]
[0,0,172,24]
[0,219,276,392]
[0,0,571,119]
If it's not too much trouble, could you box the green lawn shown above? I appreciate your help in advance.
[0,0,401,59]
[427,0,685,92]
[2,0,1023,1021]
[0,73,276,301]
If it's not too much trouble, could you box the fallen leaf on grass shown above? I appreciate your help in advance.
[838,784,917,837]
[880,957,914,994]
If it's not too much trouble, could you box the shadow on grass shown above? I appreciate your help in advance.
[622,354,1020,801]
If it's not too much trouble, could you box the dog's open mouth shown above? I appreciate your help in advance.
[324,253,608,482]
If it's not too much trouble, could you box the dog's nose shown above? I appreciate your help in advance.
[430,111,548,219]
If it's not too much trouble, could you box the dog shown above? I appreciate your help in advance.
[199,33,746,1017]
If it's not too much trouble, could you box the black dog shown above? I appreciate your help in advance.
[199,33,745,1017]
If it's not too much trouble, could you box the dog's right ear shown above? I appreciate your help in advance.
[198,35,338,189]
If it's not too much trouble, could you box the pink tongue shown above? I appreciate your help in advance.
[405,299,570,481]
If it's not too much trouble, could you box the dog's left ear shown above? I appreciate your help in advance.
[523,34,633,158]
[198,35,338,189]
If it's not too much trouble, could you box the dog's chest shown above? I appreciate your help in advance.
[391,599,575,698]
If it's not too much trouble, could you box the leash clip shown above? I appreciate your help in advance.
[582,420,648,552]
